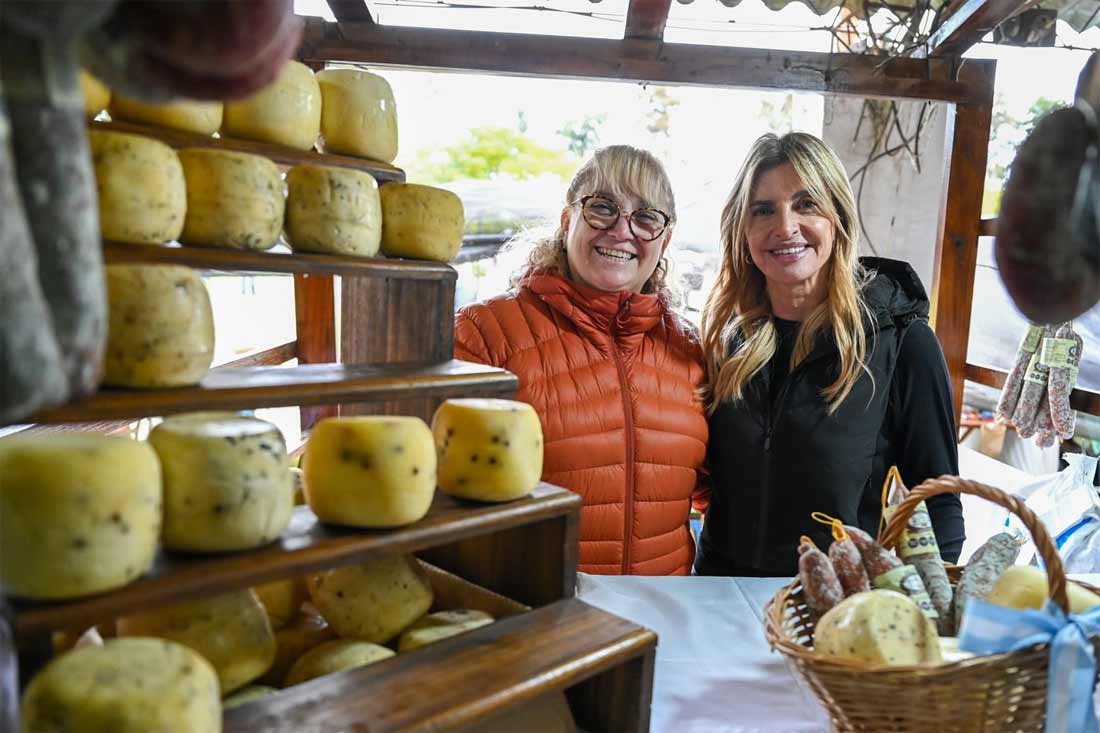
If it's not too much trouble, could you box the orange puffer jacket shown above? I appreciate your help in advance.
[455,272,708,575]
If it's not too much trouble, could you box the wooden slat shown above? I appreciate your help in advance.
[624,0,673,40]
[222,598,656,733]
[295,273,339,431]
[103,241,457,281]
[22,360,518,424]
[926,0,1035,57]
[966,363,1100,415]
[299,20,988,105]
[930,60,996,423]
[214,341,298,370]
[326,0,373,22]
[979,217,998,237]
[9,483,580,637]
[90,120,404,183]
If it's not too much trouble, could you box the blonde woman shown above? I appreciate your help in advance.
[695,132,964,577]
[455,145,708,575]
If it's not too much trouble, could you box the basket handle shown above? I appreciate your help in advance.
[878,475,1069,614]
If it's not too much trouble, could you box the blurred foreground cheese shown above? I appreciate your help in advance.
[380,183,464,262]
[222,685,278,710]
[80,70,110,118]
[316,68,398,162]
[0,434,160,600]
[253,576,310,630]
[223,60,322,150]
[89,129,186,245]
[284,639,394,686]
[303,416,436,528]
[104,264,214,387]
[20,638,221,733]
[471,693,577,733]
[432,399,543,502]
[256,607,334,687]
[110,94,223,135]
[285,164,382,257]
[985,565,1100,615]
[307,555,433,643]
[397,609,494,652]
[149,412,293,552]
[813,589,942,666]
[178,149,284,251]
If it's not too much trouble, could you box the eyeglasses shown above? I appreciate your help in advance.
[570,194,672,242]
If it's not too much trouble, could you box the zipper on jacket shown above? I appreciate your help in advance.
[611,305,636,575]
[753,377,792,568]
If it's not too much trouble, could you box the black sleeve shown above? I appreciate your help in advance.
[891,320,965,563]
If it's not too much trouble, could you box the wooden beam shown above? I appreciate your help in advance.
[966,363,1100,416]
[979,217,997,237]
[298,21,990,104]
[926,0,1034,57]
[325,0,373,23]
[624,0,672,41]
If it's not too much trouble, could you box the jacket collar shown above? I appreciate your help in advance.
[523,270,663,336]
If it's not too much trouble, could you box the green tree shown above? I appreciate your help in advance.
[983,95,1067,215]
[558,114,605,157]
[409,127,577,183]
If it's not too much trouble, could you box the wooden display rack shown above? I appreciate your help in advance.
[2,119,658,732]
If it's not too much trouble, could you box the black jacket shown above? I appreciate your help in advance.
[695,257,965,577]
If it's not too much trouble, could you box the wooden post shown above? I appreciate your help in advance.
[293,273,338,431]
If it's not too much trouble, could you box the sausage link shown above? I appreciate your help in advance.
[1046,322,1083,439]
[996,324,1046,422]
[1010,325,1056,436]
[798,536,844,613]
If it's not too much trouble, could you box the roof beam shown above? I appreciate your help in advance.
[624,0,673,40]
[325,0,374,23]
[298,20,992,104]
[925,0,1034,57]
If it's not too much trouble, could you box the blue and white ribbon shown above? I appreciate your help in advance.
[959,598,1100,733]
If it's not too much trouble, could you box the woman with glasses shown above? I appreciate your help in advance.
[695,132,964,577]
[455,145,708,575]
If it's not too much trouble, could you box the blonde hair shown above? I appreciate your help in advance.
[510,145,677,297]
[700,132,872,414]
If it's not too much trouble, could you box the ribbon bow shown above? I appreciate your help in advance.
[959,598,1100,733]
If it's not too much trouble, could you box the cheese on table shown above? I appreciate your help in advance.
[397,609,495,652]
[103,264,215,388]
[178,148,284,251]
[20,638,221,733]
[284,639,395,686]
[813,589,942,666]
[109,94,223,135]
[80,70,110,119]
[285,164,382,257]
[379,183,465,262]
[148,412,294,552]
[255,607,335,687]
[253,576,310,630]
[89,129,187,245]
[316,68,398,163]
[303,416,436,528]
[116,589,276,694]
[432,398,544,502]
[223,60,322,150]
[0,434,161,600]
[307,554,433,643]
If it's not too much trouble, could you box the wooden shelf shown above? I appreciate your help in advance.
[222,597,656,733]
[90,119,405,183]
[24,360,517,424]
[9,483,581,637]
[104,241,457,281]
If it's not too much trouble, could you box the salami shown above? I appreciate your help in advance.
[811,513,869,597]
[797,536,844,613]
[1033,386,1057,448]
[952,532,1020,634]
[996,324,1045,423]
[847,523,938,622]
[1010,325,1056,436]
[1045,322,1083,439]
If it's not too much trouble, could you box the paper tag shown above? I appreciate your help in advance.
[1023,352,1050,385]
[884,502,940,561]
[873,564,938,620]
[1022,325,1046,353]
[1039,338,1080,370]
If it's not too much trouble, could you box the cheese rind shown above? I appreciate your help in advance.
[284,639,395,686]
[398,610,494,652]
[285,164,382,257]
[223,60,322,150]
[380,183,465,262]
[814,589,942,666]
[178,148,285,251]
[222,685,278,710]
[103,264,214,388]
[253,577,310,630]
[307,555,433,643]
[89,130,186,245]
[109,94,223,135]
[0,434,161,600]
[20,638,221,733]
[986,565,1100,614]
[80,70,110,119]
[316,69,398,162]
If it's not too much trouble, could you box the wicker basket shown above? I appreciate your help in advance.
[763,475,1100,733]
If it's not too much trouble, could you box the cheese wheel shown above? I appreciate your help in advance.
[285,164,382,257]
[110,94,223,135]
[0,434,161,600]
[471,693,576,733]
[253,576,310,630]
[80,70,110,119]
[379,183,464,262]
[178,149,285,251]
[307,555,433,643]
[89,129,186,245]
[303,416,436,528]
[116,589,276,694]
[148,412,294,552]
[432,398,543,502]
[104,264,214,388]
[21,638,221,733]
[397,610,494,652]
[814,589,942,666]
[284,639,394,686]
[316,69,398,162]
[255,607,335,687]
[223,60,321,150]
[222,685,278,710]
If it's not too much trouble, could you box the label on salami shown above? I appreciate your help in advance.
[883,502,940,560]
[1022,325,1046,353]
[1039,338,1080,369]
[872,564,939,620]
[1023,352,1050,384]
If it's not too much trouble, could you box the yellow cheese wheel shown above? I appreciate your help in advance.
[986,565,1100,615]
[148,412,294,552]
[470,693,576,733]
[814,589,942,666]
[255,607,335,687]
[21,638,221,733]
[432,398,543,502]
[316,68,398,162]
[0,434,161,600]
[379,183,464,262]
[110,94,223,135]
[284,639,395,686]
[253,577,310,630]
[307,554,433,643]
[117,589,276,694]
[80,70,110,119]
[303,416,436,528]
[178,148,285,251]
[223,60,321,150]
[222,685,278,710]
[89,130,186,245]
[285,164,382,257]
[397,609,494,652]
[104,264,215,388]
